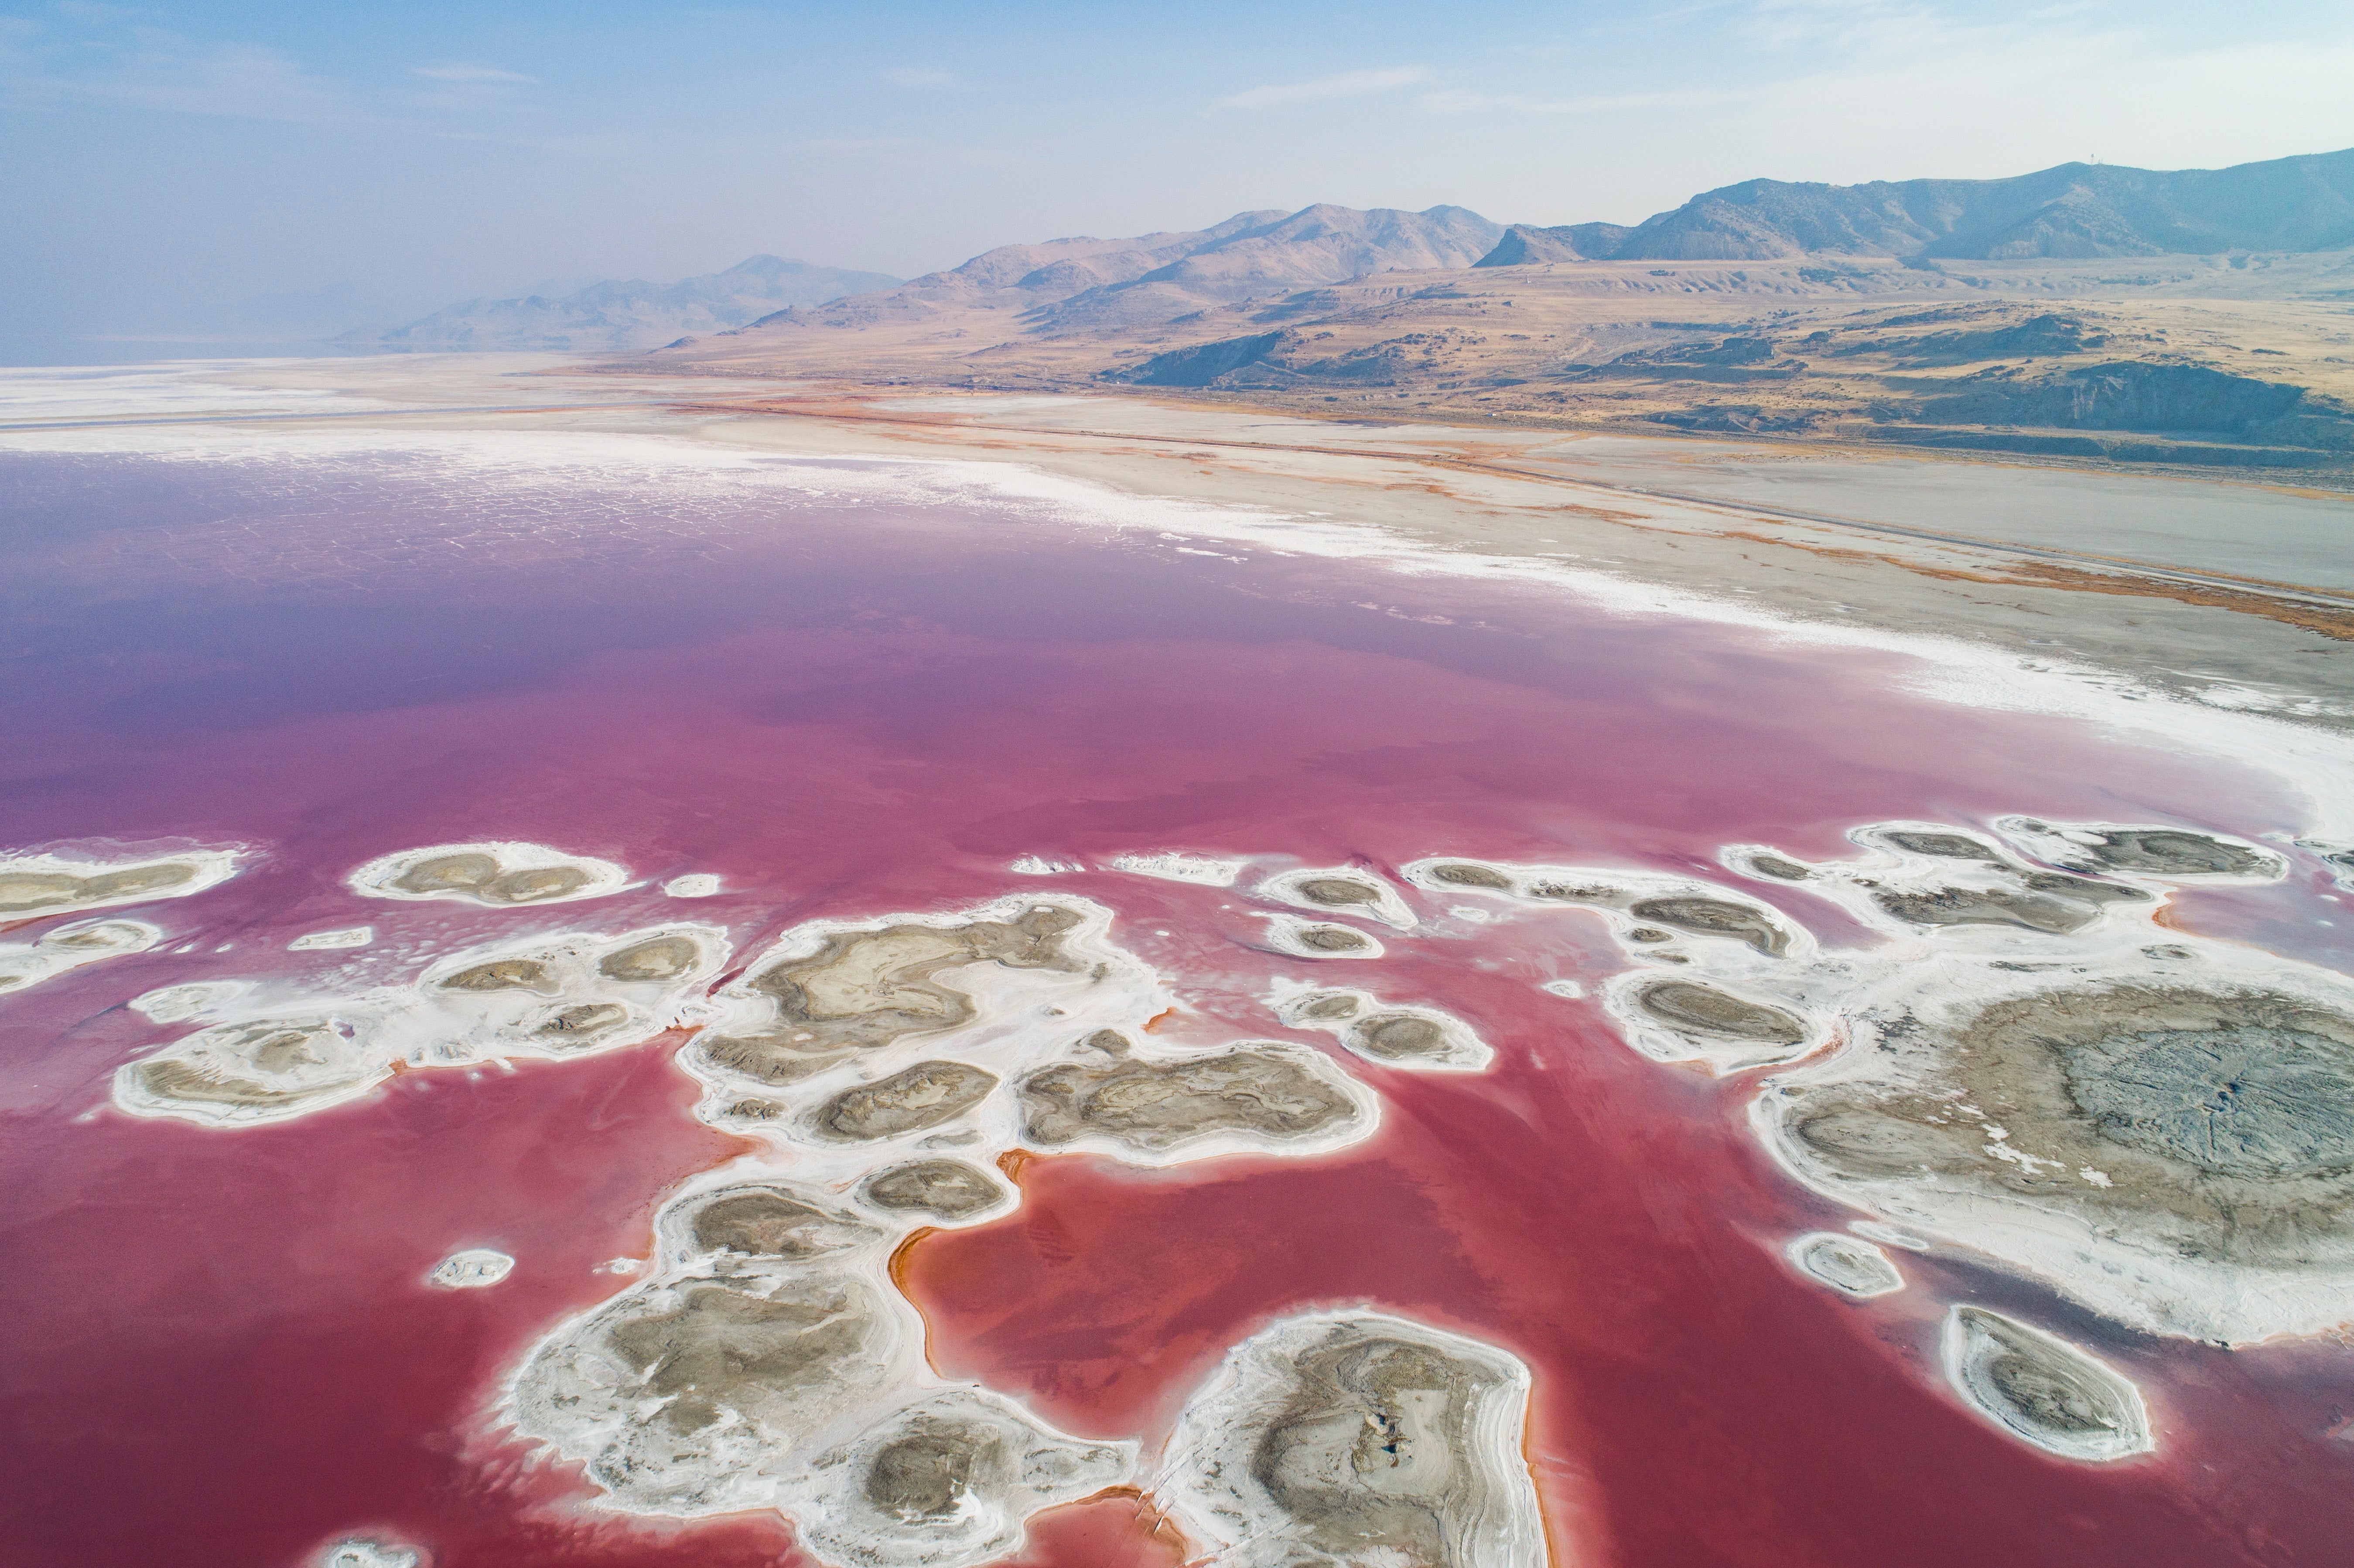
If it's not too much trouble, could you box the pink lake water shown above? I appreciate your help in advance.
[1,444,2349,1567]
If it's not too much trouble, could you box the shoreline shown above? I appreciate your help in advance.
[5,355,2353,827]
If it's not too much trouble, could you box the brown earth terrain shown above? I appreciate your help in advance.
[639,249,2354,488]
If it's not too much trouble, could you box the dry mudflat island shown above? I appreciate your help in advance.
[6,152,2354,1567]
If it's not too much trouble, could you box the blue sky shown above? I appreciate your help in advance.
[5,0,2353,348]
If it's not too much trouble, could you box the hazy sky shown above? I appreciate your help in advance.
[5,0,2353,350]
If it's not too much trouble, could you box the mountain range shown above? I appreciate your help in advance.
[638,144,2354,478]
[362,147,2354,357]
[748,204,1507,336]
[701,147,2354,346]
[1482,146,2354,263]
[351,255,904,352]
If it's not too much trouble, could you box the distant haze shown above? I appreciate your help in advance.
[359,257,906,353]
[3,0,2351,361]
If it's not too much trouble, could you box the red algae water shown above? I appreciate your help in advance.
[2,442,2350,1567]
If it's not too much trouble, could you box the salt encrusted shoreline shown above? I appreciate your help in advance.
[113,922,730,1127]
[316,1538,423,1568]
[1269,980,1496,1072]
[429,1249,515,1289]
[1254,865,1420,931]
[500,891,1397,1564]
[0,845,243,920]
[1724,820,2354,1343]
[1107,850,1249,886]
[346,841,632,908]
[1385,821,2354,1344]
[1993,817,2286,885]
[80,810,2354,1568]
[1403,854,1831,1074]
[1941,1307,2154,1462]
[1255,912,1388,961]
[1749,931,2354,1344]
[1787,1232,1904,1298]
[1158,1309,1549,1568]
[15,382,2354,850]
[681,894,1382,1176]
[506,1175,1134,1568]
[1722,820,2163,943]
[0,918,161,1001]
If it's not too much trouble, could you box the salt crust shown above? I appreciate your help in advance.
[0,919,160,1000]
[317,1539,422,1568]
[1788,1232,1904,1298]
[1404,856,1829,1075]
[1007,855,1082,876]
[346,841,631,907]
[290,926,375,951]
[1254,866,1419,931]
[2297,837,2354,890]
[131,980,252,1023]
[1158,1310,1548,1568]
[1748,923,2354,1343]
[509,895,1391,1564]
[663,874,722,898]
[1851,1221,1932,1252]
[1718,820,2354,1340]
[1268,980,1495,1072]
[1107,851,1248,886]
[1995,817,2286,885]
[112,923,729,1127]
[1941,1307,2154,1462]
[795,1387,1133,1568]
[1724,821,2157,943]
[1256,912,1387,961]
[857,1159,1019,1227]
[507,1176,1132,1566]
[683,895,1381,1173]
[1393,826,2354,1342]
[1403,854,1813,960]
[429,1249,516,1289]
[0,846,241,919]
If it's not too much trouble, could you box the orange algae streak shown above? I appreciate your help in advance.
[889,1225,946,1376]
[1000,1488,1191,1568]
[1141,1007,1178,1033]
[996,1148,1035,1182]
[888,1226,942,1294]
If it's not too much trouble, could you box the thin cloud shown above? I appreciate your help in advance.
[882,66,954,88]
[68,42,354,124]
[413,61,537,84]
[1208,66,1426,112]
[54,2,151,22]
[1422,85,1743,116]
[798,133,1018,169]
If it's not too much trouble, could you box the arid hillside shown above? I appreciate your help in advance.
[1500,146,2354,261]
[632,159,2354,485]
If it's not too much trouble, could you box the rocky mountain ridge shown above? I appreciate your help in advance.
[742,205,1507,335]
[1481,147,2354,264]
